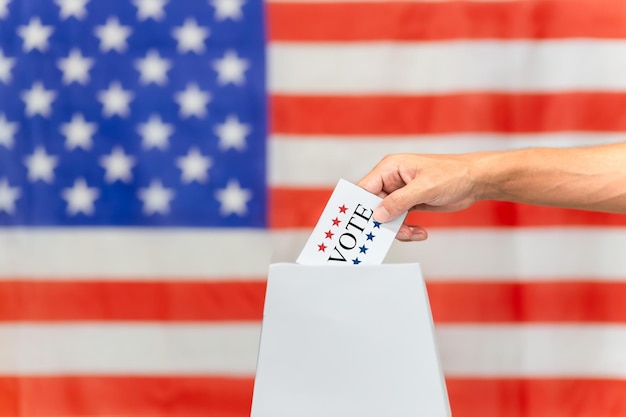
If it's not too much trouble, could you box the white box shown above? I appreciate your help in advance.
[250,263,451,417]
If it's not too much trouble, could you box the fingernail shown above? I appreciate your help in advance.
[373,205,391,223]
[410,231,427,241]
[396,230,411,241]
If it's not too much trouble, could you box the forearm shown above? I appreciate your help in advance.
[472,142,626,213]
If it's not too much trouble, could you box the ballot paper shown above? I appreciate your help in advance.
[296,179,406,265]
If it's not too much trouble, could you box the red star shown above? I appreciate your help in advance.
[318,243,327,252]
[325,230,334,239]
[338,204,348,214]
[331,217,341,226]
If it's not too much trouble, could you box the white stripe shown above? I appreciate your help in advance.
[437,324,626,377]
[271,229,626,281]
[2,229,626,280]
[0,323,260,375]
[2,323,625,377]
[0,228,272,279]
[270,41,626,94]
[269,133,626,186]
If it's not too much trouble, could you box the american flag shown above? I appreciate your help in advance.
[1,0,626,416]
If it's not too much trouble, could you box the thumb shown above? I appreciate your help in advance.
[373,187,417,223]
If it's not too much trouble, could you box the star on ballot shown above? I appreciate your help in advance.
[318,243,327,252]
[366,232,375,241]
[332,217,341,226]
[359,245,368,254]
[352,258,361,265]
[325,230,334,239]
[373,220,381,228]
[339,204,348,213]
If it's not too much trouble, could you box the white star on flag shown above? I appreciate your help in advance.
[171,18,209,54]
[135,49,171,85]
[0,0,10,19]
[133,0,168,21]
[21,81,56,118]
[215,178,252,216]
[215,114,250,151]
[176,147,212,183]
[100,146,135,183]
[0,49,15,83]
[94,16,132,53]
[61,113,97,150]
[137,114,173,150]
[213,49,249,86]
[211,0,245,21]
[55,0,89,20]
[0,113,17,149]
[138,180,175,215]
[57,48,94,85]
[17,17,54,52]
[175,83,210,118]
[98,81,134,117]
[0,177,20,214]
[62,178,99,216]
[24,146,58,183]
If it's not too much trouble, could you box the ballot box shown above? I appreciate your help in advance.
[250,263,451,417]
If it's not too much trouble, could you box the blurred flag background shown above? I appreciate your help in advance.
[1,0,626,416]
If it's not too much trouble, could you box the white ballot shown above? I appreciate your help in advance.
[250,263,451,417]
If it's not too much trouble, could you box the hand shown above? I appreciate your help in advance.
[358,153,483,241]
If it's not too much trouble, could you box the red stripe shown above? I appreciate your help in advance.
[427,281,626,323]
[0,280,265,322]
[271,93,626,134]
[0,376,624,417]
[268,0,626,41]
[0,376,253,417]
[270,188,626,228]
[2,280,626,323]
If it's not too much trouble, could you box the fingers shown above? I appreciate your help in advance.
[396,224,428,241]
[374,184,419,223]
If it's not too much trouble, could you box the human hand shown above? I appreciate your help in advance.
[357,153,483,241]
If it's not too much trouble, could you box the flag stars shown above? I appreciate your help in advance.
[352,258,361,265]
[172,18,209,54]
[373,220,381,228]
[57,48,93,85]
[135,50,171,85]
[176,148,212,183]
[211,0,245,21]
[138,180,174,215]
[62,178,99,216]
[215,179,252,216]
[21,82,56,118]
[94,17,132,53]
[24,147,58,183]
[133,0,168,21]
[0,178,20,214]
[318,243,327,252]
[100,147,135,183]
[0,114,17,149]
[325,230,334,239]
[56,0,89,20]
[0,0,10,19]
[332,217,341,226]
[175,83,210,118]
[213,50,249,86]
[215,114,250,151]
[98,81,134,118]
[359,244,368,254]
[366,232,375,241]
[0,49,15,83]
[61,113,97,150]
[17,17,54,52]
[137,114,173,150]
[339,204,348,213]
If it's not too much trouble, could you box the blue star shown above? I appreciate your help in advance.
[359,245,368,254]
[352,257,361,265]
[373,221,381,228]
[366,232,375,241]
